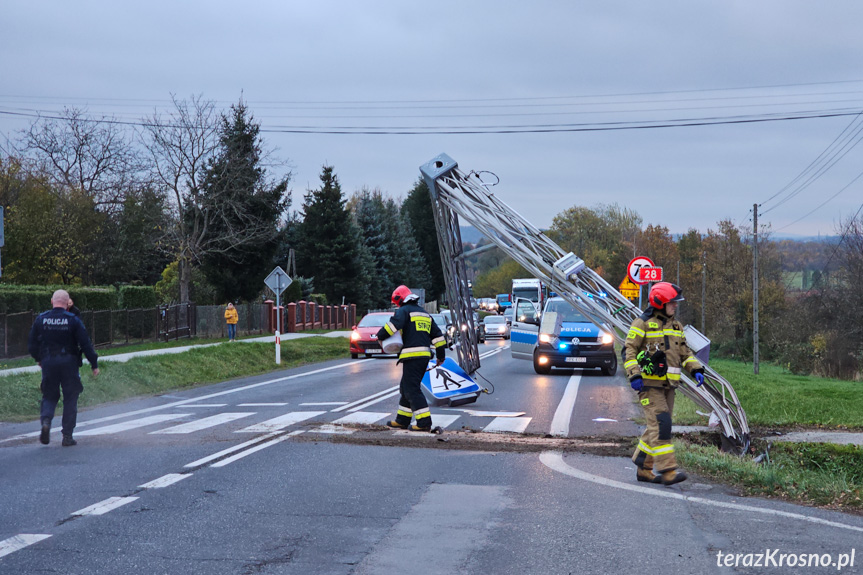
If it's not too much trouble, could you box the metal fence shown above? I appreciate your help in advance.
[0,303,266,360]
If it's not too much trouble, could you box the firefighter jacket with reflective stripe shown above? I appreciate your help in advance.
[376,303,447,363]
[624,308,702,388]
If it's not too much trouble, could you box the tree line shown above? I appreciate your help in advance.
[0,98,447,313]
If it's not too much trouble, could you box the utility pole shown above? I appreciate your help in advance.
[701,253,706,333]
[753,203,760,375]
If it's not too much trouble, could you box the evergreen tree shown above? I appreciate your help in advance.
[198,100,290,302]
[296,165,372,309]
[402,178,445,299]
[352,188,389,308]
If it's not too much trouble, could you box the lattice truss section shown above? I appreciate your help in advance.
[421,154,749,454]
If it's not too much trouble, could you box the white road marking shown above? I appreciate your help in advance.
[238,403,288,407]
[459,410,526,417]
[430,414,461,429]
[301,402,348,406]
[235,411,325,433]
[212,431,304,468]
[347,390,401,412]
[184,432,283,468]
[139,473,192,489]
[0,534,51,559]
[332,386,399,412]
[1,360,372,444]
[150,413,254,434]
[184,404,228,408]
[592,417,618,422]
[550,373,581,437]
[333,412,390,425]
[71,496,138,516]
[539,451,863,534]
[309,424,356,435]
[75,414,191,436]
[483,416,532,434]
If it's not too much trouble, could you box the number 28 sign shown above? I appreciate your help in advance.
[627,257,654,285]
[639,266,663,282]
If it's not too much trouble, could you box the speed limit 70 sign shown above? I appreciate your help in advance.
[627,257,655,285]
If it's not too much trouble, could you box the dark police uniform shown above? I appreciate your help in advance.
[376,302,446,430]
[28,307,98,441]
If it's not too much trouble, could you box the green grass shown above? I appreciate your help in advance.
[0,337,347,422]
[671,358,863,429]
[678,440,863,511]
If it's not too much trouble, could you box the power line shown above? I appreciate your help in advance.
[774,169,863,231]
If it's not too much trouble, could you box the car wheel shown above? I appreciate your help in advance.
[351,353,358,359]
[601,354,618,376]
[533,353,551,375]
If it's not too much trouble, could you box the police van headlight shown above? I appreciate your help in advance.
[539,333,553,344]
[601,333,614,344]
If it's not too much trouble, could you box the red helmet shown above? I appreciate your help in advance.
[648,282,684,309]
[391,285,413,306]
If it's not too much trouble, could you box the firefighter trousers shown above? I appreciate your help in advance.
[632,386,677,473]
[394,358,432,429]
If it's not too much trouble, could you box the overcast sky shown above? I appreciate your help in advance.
[3,1,863,238]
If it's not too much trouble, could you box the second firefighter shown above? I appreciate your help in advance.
[377,285,447,431]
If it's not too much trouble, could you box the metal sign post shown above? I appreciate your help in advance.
[264,266,292,365]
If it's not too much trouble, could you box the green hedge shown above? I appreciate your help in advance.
[0,285,119,313]
[119,286,157,309]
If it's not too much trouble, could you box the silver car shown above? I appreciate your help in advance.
[483,314,510,339]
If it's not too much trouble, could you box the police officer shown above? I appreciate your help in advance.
[376,285,447,431]
[28,290,99,446]
[624,282,704,486]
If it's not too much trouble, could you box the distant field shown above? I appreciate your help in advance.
[782,271,803,290]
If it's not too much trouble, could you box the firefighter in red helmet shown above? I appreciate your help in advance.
[376,285,447,431]
[624,282,705,485]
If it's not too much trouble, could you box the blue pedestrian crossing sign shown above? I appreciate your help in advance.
[421,357,482,406]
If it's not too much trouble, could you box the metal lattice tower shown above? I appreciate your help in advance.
[420,153,750,454]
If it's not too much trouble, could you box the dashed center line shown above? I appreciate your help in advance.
[71,496,139,517]
[0,534,51,559]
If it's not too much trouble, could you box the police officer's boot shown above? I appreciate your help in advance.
[660,469,687,486]
[61,435,77,447]
[40,420,51,445]
[636,467,662,484]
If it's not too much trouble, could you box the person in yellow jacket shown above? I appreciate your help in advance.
[224,303,239,342]
[624,282,705,486]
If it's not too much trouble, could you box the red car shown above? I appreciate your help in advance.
[350,312,396,359]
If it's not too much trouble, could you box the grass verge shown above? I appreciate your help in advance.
[671,358,863,429]
[677,437,863,513]
[0,337,347,422]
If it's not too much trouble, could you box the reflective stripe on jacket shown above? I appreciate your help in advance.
[624,309,701,388]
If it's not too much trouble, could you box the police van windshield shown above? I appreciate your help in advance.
[544,300,588,322]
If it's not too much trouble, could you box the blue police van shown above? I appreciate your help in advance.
[510,296,617,376]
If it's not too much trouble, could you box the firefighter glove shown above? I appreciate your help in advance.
[630,376,643,392]
[694,372,705,387]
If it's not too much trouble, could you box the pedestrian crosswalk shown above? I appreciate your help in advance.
[64,408,534,439]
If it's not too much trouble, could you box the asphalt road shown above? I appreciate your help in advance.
[1,340,861,574]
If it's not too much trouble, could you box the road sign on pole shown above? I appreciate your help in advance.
[627,257,655,286]
[264,266,291,365]
[618,277,640,301]
[638,266,663,283]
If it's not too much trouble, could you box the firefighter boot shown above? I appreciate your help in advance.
[661,469,687,486]
[386,421,408,429]
[636,467,662,484]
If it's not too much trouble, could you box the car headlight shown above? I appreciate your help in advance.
[538,333,553,344]
[350,331,361,341]
[601,333,614,344]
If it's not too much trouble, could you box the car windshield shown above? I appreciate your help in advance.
[357,314,391,328]
[544,300,589,322]
[485,316,505,324]
[430,314,447,327]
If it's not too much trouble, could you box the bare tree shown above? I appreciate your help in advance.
[23,108,143,209]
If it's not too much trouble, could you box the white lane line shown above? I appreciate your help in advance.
[0,534,51,559]
[238,403,288,407]
[332,386,399,412]
[2,360,373,444]
[483,416,532,434]
[212,431,303,468]
[300,402,348,406]
[550,373,581,437]
[332,412,390,425]
[75,414,191,437]
[539,451,863,534]
[71,496,138,517]
[235,411,325,433]
[184,432,283,468]
[139,473,192,489]
[150,413,255,434]
[347,390,401,412]
[185,404,228,408]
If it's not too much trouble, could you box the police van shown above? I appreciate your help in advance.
[510,296,618,376]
